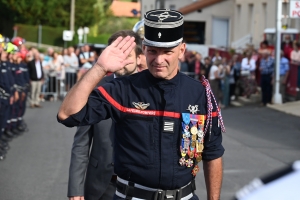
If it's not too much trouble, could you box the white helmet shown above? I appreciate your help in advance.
[132,19,144,39]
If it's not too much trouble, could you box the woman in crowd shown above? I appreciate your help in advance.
[221,57,231,108]
[209,59,222,106]
[46,52,65,100]
[241,51,257,98]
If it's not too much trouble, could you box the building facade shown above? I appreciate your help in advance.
[141,0,300,49]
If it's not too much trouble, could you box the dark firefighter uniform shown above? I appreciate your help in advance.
[58,70,225,196]
[58,9,225,200]
[0,60,14,136]
[0,61,11,132]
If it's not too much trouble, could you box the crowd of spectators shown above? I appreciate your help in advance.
[179,37,300,108]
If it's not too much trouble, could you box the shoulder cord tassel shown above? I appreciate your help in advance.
[200,76,226,136]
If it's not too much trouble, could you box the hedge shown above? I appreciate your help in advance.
[16,24,110,47]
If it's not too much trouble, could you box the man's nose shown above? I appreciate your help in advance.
[154,54,164,65]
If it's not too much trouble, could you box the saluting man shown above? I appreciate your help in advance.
[58,9,225,200]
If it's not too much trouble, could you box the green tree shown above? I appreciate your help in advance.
[0,0,98,27]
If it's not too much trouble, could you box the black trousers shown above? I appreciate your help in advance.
[261,74,273,105]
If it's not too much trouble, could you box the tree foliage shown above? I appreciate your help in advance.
[0,0,100,28]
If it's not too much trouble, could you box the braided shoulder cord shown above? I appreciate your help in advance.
[200,76,226,136]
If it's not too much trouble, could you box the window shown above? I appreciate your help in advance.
[262,3,267,29]
[248,4,254,33]
[236,4,241,28]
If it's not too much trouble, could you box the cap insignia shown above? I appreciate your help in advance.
[158,32,162,38]
[150,11,177,22]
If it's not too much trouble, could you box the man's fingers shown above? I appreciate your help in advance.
[117,36,132,50]
[123,42,136,56]
[121,37,135,53]
[111,36,123,47]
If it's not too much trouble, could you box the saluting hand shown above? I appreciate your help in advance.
[95,36,136,73]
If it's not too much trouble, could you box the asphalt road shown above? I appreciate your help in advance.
[0,102,299,200]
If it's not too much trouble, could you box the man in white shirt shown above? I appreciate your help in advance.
[64,47,79,91]
[241,52,256,74]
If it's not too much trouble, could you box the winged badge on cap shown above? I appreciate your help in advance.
[132,102,150,110]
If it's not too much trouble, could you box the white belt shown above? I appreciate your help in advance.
[115,176,193,200]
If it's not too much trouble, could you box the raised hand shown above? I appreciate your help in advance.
[96,36,136,73]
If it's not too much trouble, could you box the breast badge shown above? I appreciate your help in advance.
[132,102,150,110]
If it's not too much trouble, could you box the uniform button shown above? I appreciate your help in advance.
[111,162,114,166]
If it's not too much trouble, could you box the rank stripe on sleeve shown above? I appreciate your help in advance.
[98,86,218,119]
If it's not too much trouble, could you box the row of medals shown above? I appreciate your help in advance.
[179,116,205,176]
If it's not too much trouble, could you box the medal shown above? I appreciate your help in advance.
[190,126,197,135]
[179,157,186,166]
[196,141,204,153]
[191,141,196,148]
[190,114,198,135]
[189,150,194,158]
[196,155,202,162]
[182,134,186,139]
[197,129,204,138]
[186,159,194,167]
[185,132,191,138]
[192,165,200,176]
[181,146,187,157]
[184,138,190,149]
[191,134,197,141]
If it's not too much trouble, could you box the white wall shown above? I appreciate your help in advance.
[140,0,299,48]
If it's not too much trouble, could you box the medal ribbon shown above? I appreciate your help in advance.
[182,113,190,125]
[190,114,198,126]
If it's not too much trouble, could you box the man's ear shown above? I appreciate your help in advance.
[178,43,186,60]
[137,54,142,66]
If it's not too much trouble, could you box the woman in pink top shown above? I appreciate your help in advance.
[290,42,300,64]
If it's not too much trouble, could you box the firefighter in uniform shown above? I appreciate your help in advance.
[58,9,225,200]
[0,48,13,159]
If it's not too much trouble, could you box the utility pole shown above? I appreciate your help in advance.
[274,0,282,104]
[70,0,75,34]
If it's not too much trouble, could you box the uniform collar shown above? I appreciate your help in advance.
[145,69,180,88]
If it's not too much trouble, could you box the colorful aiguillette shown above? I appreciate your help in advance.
[186,158,194,167]
[192,165,200,176]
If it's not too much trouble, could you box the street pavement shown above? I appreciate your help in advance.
[0,101,299,200]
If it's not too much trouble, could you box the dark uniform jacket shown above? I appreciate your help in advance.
[0,61,14,104]
[59,70,224,190]
[68,75,114,200]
